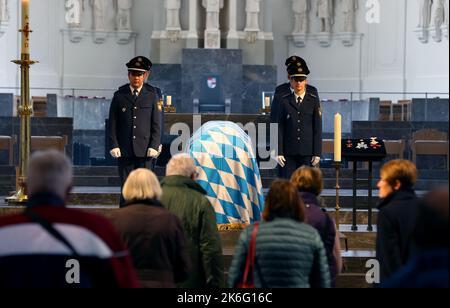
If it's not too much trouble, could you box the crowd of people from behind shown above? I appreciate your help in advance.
[0,150,447,288]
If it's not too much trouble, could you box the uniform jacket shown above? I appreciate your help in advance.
[0,192,140,288]
[108,83,161,158]
[228,218,330,288]
[160,175,224,288]
[277,91,322,156]
[108,199,191,288]
[376,188,419,281]
[270,83,319,124]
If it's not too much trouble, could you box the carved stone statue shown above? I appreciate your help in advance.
[165,0,181,30]
[245,0,261,31]
[292,0,310,34]
[418,0,432,28]
[90,0,105,30]
[116,0,133,31]
[317,0,333,32]
[202,0,223,30]
[445,0,449,32]
[431,0,445,29]
[65,0,83,27]
[340,0,357,32]
[0,0,9,22]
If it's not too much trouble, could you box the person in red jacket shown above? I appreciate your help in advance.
[0,150,140,288]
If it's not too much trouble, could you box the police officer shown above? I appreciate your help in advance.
[108,56,162,207]
[276,57,322,179]
[270,55,319,125]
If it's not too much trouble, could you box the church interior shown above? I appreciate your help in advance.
[0,0,448,288]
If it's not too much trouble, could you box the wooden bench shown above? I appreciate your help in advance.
[31,135,68,153]
[0,135,16,165]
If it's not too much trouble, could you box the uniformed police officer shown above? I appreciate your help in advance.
[269,55,319,125]
[276,57,322,179]
[108,56,162,207]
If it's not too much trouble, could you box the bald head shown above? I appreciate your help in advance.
[27,150,73,200]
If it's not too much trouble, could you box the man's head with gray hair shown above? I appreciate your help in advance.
[27,150,73,200]
[166,153,197,178]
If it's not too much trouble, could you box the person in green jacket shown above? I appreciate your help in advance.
[160,153,224,288]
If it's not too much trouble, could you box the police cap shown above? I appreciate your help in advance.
[126,56,152,72]
[286,57,310,77]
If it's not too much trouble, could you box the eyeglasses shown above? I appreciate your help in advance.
[290,76,307,82]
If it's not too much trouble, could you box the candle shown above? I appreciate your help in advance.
[334,113,342,162]
[166,95,172,106]
[264,97,270,108]
[21,0,30,54]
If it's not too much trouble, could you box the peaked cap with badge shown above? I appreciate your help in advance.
[126,56,152,72]
[286,56,310,77]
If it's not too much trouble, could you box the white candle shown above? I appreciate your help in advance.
[166,95,172,106]
[21,0,30,54]
[264,97,270,108]
[334,113,342,162]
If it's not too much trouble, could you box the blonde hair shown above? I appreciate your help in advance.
[290,166,323,196]
[166,153,197,177]
[27,150,73,199]
[122,168,162,202]
[380,159,418,189]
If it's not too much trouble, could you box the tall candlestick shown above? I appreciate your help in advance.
[21,0,30,54]
[166,95,172,106]
[264,96,270,108]
[334,113,342,162]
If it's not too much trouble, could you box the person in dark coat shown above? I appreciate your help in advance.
[0,150,140,288]
[382,186,449,288]
[275,56,322,179]
[291,166,342,287]
[160,154,224,288]
[228,180,330,288]
[108,56,162,207]
[108,168,191,288]
[376,159,420,282]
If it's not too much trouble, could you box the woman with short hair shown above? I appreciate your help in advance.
[291,166,342,287]
[109,168,191,287]
[376,159,420,281]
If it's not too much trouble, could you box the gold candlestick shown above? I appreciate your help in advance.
[334,161,341,230]
[6,0,37,204]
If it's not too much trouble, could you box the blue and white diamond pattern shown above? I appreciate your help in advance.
[188,121,264,225]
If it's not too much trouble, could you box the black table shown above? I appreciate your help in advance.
[342,138,387,231]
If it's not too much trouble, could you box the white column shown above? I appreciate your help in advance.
[186,0,198,48]
[227,0,239,49]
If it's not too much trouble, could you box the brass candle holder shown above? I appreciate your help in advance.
[334,161,341,230]
[259,107,271,114]
[6,17,38,204]
[164,105,176,113]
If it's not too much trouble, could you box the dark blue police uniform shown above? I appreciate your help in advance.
[108,56,162,206]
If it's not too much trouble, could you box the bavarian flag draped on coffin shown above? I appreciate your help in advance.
[188,121,264,229]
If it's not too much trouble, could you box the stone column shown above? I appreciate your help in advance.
[187,0,198,48]
[227,0,239,49]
